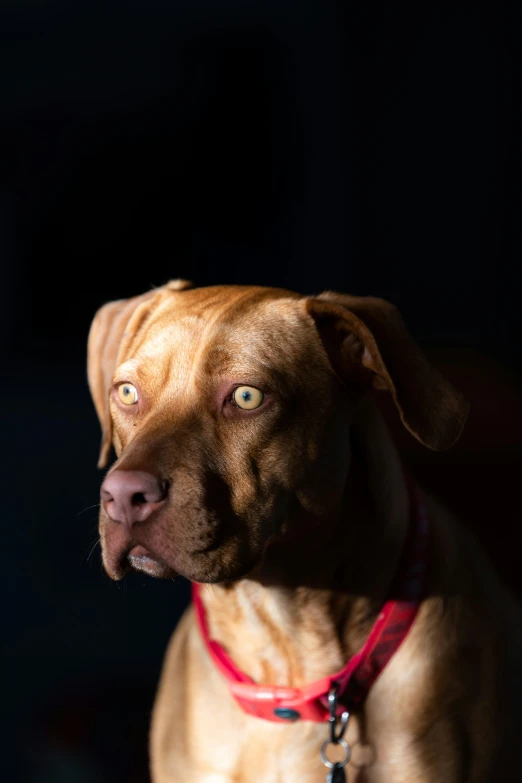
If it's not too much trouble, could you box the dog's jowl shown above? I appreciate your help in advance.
[88,282,522,783]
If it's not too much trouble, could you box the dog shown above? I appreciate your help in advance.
[87,281,522,782]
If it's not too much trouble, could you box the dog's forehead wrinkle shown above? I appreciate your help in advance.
[118,318,207,395]
[200,300,316,375]
[126,298,313,395]
[135,319,203,358]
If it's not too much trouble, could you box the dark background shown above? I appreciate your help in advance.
[1,1,520,780]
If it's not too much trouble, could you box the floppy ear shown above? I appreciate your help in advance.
[87,279,192,468]
[306,292,469,450]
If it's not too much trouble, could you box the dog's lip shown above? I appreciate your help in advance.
[129,544,155,560]
[127,545,175,577]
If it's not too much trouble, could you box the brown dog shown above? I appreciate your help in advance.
[88,282,522,782]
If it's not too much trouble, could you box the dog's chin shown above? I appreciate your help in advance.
[175,553,259,584]
[103,542,261,584]
[152,540,261,583]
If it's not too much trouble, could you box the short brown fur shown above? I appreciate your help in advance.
[87,282,522,782]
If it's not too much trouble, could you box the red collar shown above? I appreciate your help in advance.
[192,477,429,723]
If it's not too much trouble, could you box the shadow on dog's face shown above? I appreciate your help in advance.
[92,285,354,583]
[88,282,468,584]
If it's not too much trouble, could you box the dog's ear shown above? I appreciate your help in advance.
[87,279,192,467]
[306,292,469,450]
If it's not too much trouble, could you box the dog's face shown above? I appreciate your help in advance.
[88,282,468,583]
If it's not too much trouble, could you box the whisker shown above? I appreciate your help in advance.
[76,503,101,517]
[86,537,101,563]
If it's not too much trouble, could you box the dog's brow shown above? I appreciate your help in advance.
[117,292,300,403]
[182,290,266,391]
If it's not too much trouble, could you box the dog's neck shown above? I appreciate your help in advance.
[201,399,410,688]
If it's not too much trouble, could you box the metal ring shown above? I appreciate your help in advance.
[320,738,351,769]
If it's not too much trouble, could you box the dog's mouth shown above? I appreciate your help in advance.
[127,545,176,579]
[99,500,277,583]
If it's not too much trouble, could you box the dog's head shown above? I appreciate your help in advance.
[88,282,468,583]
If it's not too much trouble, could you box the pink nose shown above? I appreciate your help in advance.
[101,470,168,526]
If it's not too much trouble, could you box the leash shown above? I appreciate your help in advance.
[192,475,430,780]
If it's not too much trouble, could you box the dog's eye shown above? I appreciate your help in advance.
[232,386,264,410]
[117,383,138,405]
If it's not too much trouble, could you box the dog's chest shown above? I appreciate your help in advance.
[173,712,377,783]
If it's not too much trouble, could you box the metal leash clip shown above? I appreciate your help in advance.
[320,683,351,783]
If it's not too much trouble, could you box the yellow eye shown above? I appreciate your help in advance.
[117,383,138,405]
[232,386,264,410]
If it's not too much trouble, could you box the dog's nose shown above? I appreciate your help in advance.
[101,470,168,526]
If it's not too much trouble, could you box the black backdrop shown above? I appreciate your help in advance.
[2,2,520,781]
